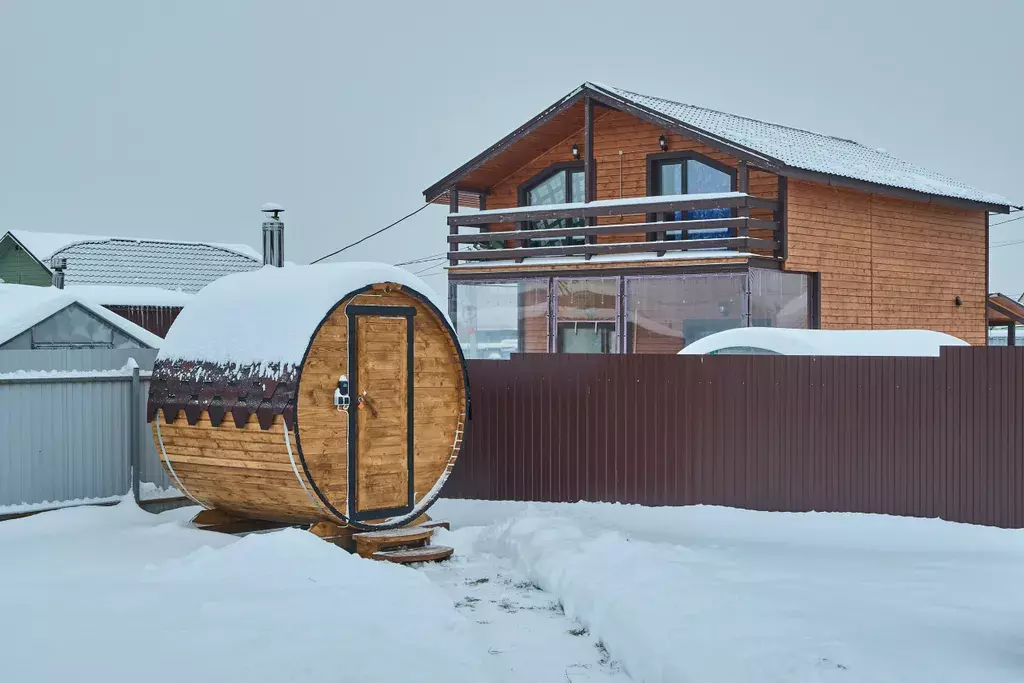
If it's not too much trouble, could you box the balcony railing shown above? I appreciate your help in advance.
[446,192,781,265]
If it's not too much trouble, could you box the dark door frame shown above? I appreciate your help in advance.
[346,304,417,521]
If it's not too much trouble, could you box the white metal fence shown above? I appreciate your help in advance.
[0,350,178,514]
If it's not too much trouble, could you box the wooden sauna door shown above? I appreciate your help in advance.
[346,304,416,521]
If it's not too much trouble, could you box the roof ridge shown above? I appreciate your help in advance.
[49,235,260,262]
[597,82,869,148]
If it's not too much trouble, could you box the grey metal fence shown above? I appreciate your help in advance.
[0,359,178,514]
[0,348,159,373]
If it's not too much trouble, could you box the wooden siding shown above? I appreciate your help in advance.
[784,180,986,344]
[480,108,778,247]
[0,238,50,286]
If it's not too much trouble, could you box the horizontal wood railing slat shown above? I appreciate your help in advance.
[447,194,779,226]
[449,236,777,262]
[448,217,778,244]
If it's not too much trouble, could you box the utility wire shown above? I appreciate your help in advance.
[412,262,446,276]
[393,253,446,267]
[991,214,1024,228]
[310,203,433,264]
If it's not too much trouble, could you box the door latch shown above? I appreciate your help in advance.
[333,375,350,412]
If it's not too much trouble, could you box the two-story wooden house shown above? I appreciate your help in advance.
[424,83,1018,357]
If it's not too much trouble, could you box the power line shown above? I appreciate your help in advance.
[412,262,446,276]
[310,203,433,264]
[393,253,446,267]
[991,214,1024,228]
[992,239,1024,249]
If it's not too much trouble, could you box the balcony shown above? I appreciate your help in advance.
[446,192,783,266]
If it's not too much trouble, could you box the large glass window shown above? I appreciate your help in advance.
[520,164,586,247]
[749,269,811,329]
[454,280,548,359]
[555,278,619,354]
[625,275,747,353]
[650,154,734,241]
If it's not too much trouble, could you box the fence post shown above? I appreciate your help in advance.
[130,364,141,503]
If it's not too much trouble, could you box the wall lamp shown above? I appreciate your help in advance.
[659,135,668,151]
[571,143,580,160]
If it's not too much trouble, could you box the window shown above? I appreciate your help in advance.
[748,269,811,329]
[648,152,735,241]
[454,280,548,359]
[624,274,747,353]
[554,278,619,354]
[25,304,144,350]
[517,163,586,247]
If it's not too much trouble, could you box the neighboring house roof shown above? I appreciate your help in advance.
[1,231,261,293]
[678,328,970,357]
[424,82,1018,212]
[987,293,1024,326]
[64,285,194,307]
[0,283,163,348]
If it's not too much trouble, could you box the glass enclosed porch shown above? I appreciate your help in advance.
[451,269,813,359]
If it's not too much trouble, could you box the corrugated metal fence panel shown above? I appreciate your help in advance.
[449,348,1024,528]
[0,348,158,372]
[0,378,132,508]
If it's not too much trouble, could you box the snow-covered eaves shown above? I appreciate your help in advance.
[0,284,163,349]
[64,285,194,307]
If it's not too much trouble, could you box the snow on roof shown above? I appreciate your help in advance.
[587,83,1015,208]
[158,263,447,369]
[0,284,163,348]
[678,327,970,357]
[42,237,260,292]
[8,230,261,262]
[64,285,194,307]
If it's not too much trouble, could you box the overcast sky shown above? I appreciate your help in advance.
[2,0,1022,295]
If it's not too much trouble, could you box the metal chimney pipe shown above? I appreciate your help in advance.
[50,256,67,289]
[261,203,285,267]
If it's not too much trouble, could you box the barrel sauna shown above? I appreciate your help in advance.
[147,263,468,530]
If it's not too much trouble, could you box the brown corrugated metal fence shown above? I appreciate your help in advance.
[446,348,1024,528]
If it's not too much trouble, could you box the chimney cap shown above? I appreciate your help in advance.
[50,256,67,270]
[261,202,284,214]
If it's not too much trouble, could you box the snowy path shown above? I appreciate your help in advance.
[418,530,632,682]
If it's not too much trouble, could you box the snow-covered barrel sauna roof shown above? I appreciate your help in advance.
[149,263,448,429]
[158,262,445,369]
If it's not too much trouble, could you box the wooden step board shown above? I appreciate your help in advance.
[353,527,434,559]
[372,545,454,564]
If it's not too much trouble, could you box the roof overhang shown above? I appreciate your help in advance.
[988,293,1024,326]
[423,83,1017,215]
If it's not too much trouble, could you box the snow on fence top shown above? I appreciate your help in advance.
[678,327,970,357]
[157,262,444,369]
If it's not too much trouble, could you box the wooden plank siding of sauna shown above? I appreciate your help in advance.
[156,413,319,523]
[479,108,779,253]
[783,180,987,344]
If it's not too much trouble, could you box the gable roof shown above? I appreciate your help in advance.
[0,284,163,348]
[2,231,262,293]
[424,82,1017,212]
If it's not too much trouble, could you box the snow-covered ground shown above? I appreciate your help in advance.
[2,497,1022,683]
[433,499,1024,683]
